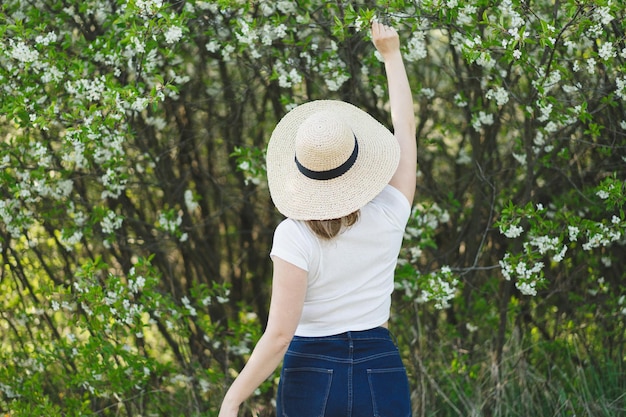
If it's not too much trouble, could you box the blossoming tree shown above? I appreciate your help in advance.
[1,0,624,415]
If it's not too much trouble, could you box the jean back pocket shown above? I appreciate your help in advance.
[279,367,333,417]
[367,367,412,417]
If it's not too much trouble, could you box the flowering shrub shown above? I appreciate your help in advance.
[1,0,625,415]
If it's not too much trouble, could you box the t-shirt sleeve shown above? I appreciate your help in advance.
[269,219,312,271]
[372,185,412,228]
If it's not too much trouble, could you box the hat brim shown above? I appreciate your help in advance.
[267,100,400,220]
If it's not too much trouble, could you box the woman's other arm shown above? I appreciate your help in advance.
[218,257,307,417]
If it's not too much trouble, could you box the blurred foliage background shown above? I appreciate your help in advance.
[1,0,625,416]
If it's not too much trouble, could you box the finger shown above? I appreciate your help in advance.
[371,21,382,36]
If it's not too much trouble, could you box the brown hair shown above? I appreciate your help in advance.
[306,211,360,240]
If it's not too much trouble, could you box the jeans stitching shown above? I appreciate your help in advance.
[280,328,410,417]
[280,368,333,417]
[367,368,411,417]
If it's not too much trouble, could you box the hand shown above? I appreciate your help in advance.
[218,400,239,417]
[371,21,401,60]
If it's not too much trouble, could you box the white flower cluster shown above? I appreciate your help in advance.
[101,210,123,235]
[184,189,199,213]
[499,253,543,296]
[471,111,494,132]
[235,20,258,45]
[501,0,525,30]
[413,266,459,309]
[65,76,107,102]
[181,296,197,316]
[8,40,39,63]
[35,31,57,46]
[404,203,450,263]
[158,211,183,234]
[500,223,523,239]
[581,220,622,251]
[404,31,428,62]
[457,5,477,26]
[527,234,560,255]
[616,76,626,101]
[598,41,616,61]
[0,383,17,399]
[100,167,128,200]
[227,18,291,59]
[164,26,183,44]
[406,203,450,237]
[486,86,510,106]
[532,68,562,95]
[592,6,615,26]
[228,334,252,356]
[536,101,553,122]
[60,228,84,251]
[216,288,230,304]
[316,45,350,91]
[261,23,289,46]
[455,147,472,165]
[454,93,468,107]
[259,0,296,16]
[136,0,163,18]
[157,210,187,241]
[128,267,146,294]
[274,60,302,88]
[61,130,88,169]
[325,71,350,92]
[499,203,624,297]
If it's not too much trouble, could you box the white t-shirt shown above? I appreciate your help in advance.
[270,185,411,337]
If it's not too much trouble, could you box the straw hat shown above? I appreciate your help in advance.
[266,100,400,220]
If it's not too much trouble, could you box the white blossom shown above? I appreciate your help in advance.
[472,111,494,131]
[616,76,626,101]
[276,1,296,14]
[586,57,596,74]
[420,88,435,99]
[454,93,468,107]
[325,72,350,91]
[500,224,524,238]
[131,97,149,112]
[486,86,509,106]
[9,40,40,63]
[596,190,609,200]
[537,102,553,122]
[221,44,235,62]
[184,189,199,213]
[598,41,616,61]
[206,40,220,53]
[101,211,123,234]
[593,6,614,25]
[404,31,427,62]
[136,0,163,17]
[457,5,477,25]
[516,280,537,296]
[35,31,57,46]
[164,26,183,44]
[528,235,559,255]
[181,296,197,316]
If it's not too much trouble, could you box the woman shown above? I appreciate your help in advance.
[218,21,416,417]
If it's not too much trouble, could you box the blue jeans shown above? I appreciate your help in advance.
[276,327,412,417]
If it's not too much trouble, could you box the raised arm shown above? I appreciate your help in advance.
[371,22,417,204]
